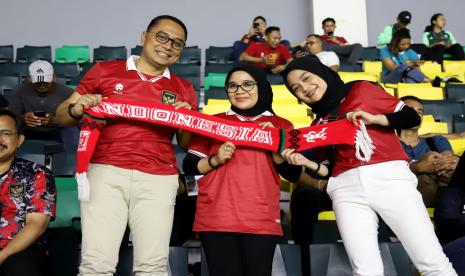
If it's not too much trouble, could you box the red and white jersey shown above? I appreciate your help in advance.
[188,111,293,235]
[76,56,198,175]
[316,81,409,176]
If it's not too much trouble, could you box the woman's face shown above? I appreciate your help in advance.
[226,71,259,110]
[398,38,411,52]
[434,15,446,29]
[286,69,328,105]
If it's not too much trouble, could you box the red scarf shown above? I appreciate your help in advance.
[76,99,373,200]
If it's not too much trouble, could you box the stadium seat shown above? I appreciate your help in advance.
[339,61,361,72]
[443,60,465,80]
[360,46,379,61]
[363,61,382,78]
[169,64,201,80]
[130,45,142,56]
[55,77,69,85]
[396,86,444,100]
[423,115,435,123]
[53,62,80,78]
[418,121,448,136]
[205,46,235,64]
[449,139,465,155]
[55,45,90,64]
[178,46,201,65]
[205,63,235,75]
[0,62,30,82]
[204,73,227,90]
[420,61,442,79]
[0,75,20,99]
[310,243,411,275]
[0,45,14,63]
[204,87,228,104]
[453,115,465,132]
[339,72,378,83]
[48,177,80,228]
[273,104,309,119]
[271,85,298,104]
[16,45,52,63]
[93,46,127,62]
[288,116,313,128]
[202,102,229,115]
[446,83,465,102]
[17,139,64,169]
[267,73,284,85]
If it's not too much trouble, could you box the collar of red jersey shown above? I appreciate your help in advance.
[126,55,171,80]
[226,109,273,121]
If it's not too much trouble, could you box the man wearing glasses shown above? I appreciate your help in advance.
[0,110,56,276]
[55,15,197,276]
[295,34,340,72]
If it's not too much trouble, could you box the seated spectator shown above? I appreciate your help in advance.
[423,13,465,64]
[8,60,77,149]
[320,17,362,65]
[380,30,436,85]
[377,11,412,47]
[0,110,56,276]
[240,26,293,74]
[295,34,339,72]
[434,153,465,274]
[240,16,267,44]
[398,96,459,207]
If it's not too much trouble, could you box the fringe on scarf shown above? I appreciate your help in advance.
[76,172,90,201]
[355,120,375,162]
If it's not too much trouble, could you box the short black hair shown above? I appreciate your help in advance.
[400,95,423,104]
[265,26,280,36]
[253,16,266,23]
[322,17,336,25]
[306,34,322,41]
[146,15,188,40]
[0,109,23,134]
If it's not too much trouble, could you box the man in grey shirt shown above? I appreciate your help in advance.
[8,60,75,147]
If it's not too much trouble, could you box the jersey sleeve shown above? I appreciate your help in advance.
[244,43,258,57]
[280,45,293,61]
[433,135,453,153]
[346,81,403,115]
[27,167,56,219]
[379,46,392,60]
[377,25,393,46]
[327,52,340,66]
[188,134,212,158]
[423,32,430,46]
[75,63,102,95]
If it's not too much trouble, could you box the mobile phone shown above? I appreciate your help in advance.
[327,31,334,36]
[253,22,260,28]
[33,111,46,117]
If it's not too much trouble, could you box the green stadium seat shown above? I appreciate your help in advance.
[55,45,90,64]
[204,73,227,90]
[16,45,52,63]
[0,45,14,63]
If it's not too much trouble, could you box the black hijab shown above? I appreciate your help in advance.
[282,56,347,118]
[225,63,274,116]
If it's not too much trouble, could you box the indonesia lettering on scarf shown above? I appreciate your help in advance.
[76,99,373,201]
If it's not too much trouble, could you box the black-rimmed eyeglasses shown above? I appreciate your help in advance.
[225,81,257,93]
[148,31,185,50]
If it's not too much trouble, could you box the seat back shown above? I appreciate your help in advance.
[93,46,127,62]
[205,46,235,64]
[16,45,52,63]
[0,45,14,63]
[55,45,90,64]
[178,46,201,65]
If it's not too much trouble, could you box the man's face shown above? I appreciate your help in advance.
[32,82,53,93]
[0,116,24,164]
[141,19,186,69]
[254,18,267,35]
[403,99,423,129]
[266,30,281,49]
[323,21,336,35]
[306,36,323,55]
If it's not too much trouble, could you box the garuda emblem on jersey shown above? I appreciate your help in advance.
[162,91,177,105]
[9,182,25,198]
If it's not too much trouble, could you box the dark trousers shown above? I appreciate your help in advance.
[424,44,465,64]
[325,43,363,64]
[290,184,332,276]
[443,236,465,275]
[199,232,278,276]
[0,245,48,276]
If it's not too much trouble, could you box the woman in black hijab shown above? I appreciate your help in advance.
[281,56,457,275]
[182,63,321,276]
